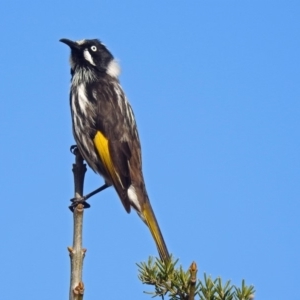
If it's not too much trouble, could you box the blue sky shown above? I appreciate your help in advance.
[0,1,299,299]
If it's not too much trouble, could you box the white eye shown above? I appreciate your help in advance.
[91,45,97,52]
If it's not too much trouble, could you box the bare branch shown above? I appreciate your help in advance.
[69,149,87,300]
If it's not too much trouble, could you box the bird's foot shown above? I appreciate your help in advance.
[70,144,78,155]
[69,196,91,212]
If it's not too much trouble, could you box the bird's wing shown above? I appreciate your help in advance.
[89,80,170,262]
[90,81,136,212]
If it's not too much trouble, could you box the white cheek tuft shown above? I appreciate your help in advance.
[83,49,96,66]
[107,59,121,78]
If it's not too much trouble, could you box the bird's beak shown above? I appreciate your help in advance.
[59,38,81,50]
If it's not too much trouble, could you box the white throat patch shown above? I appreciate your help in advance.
[107,59,121,78]
[83,49,96,66]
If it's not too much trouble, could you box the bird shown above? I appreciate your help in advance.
[60,38,170,262]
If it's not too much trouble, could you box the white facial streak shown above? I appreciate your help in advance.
[83,49,96,66]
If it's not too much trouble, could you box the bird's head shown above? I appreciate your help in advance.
[60,38,120,78]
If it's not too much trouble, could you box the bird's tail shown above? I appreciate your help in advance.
[142,201,170,263]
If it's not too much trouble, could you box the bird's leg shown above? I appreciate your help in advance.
[83,183,111,201]
[69,144,111,211]
[69,182,111,212]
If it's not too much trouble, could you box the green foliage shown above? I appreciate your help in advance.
[137,257,255,300]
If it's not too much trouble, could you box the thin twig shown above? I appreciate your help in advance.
[188,261,197,300]
[69,149,87,300]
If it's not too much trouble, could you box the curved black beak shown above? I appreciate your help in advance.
[59,38,80,50]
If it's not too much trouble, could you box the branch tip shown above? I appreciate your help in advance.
[189,261,198,281]
[188,261,197,300]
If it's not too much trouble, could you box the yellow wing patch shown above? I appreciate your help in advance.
[93,131,123,188]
